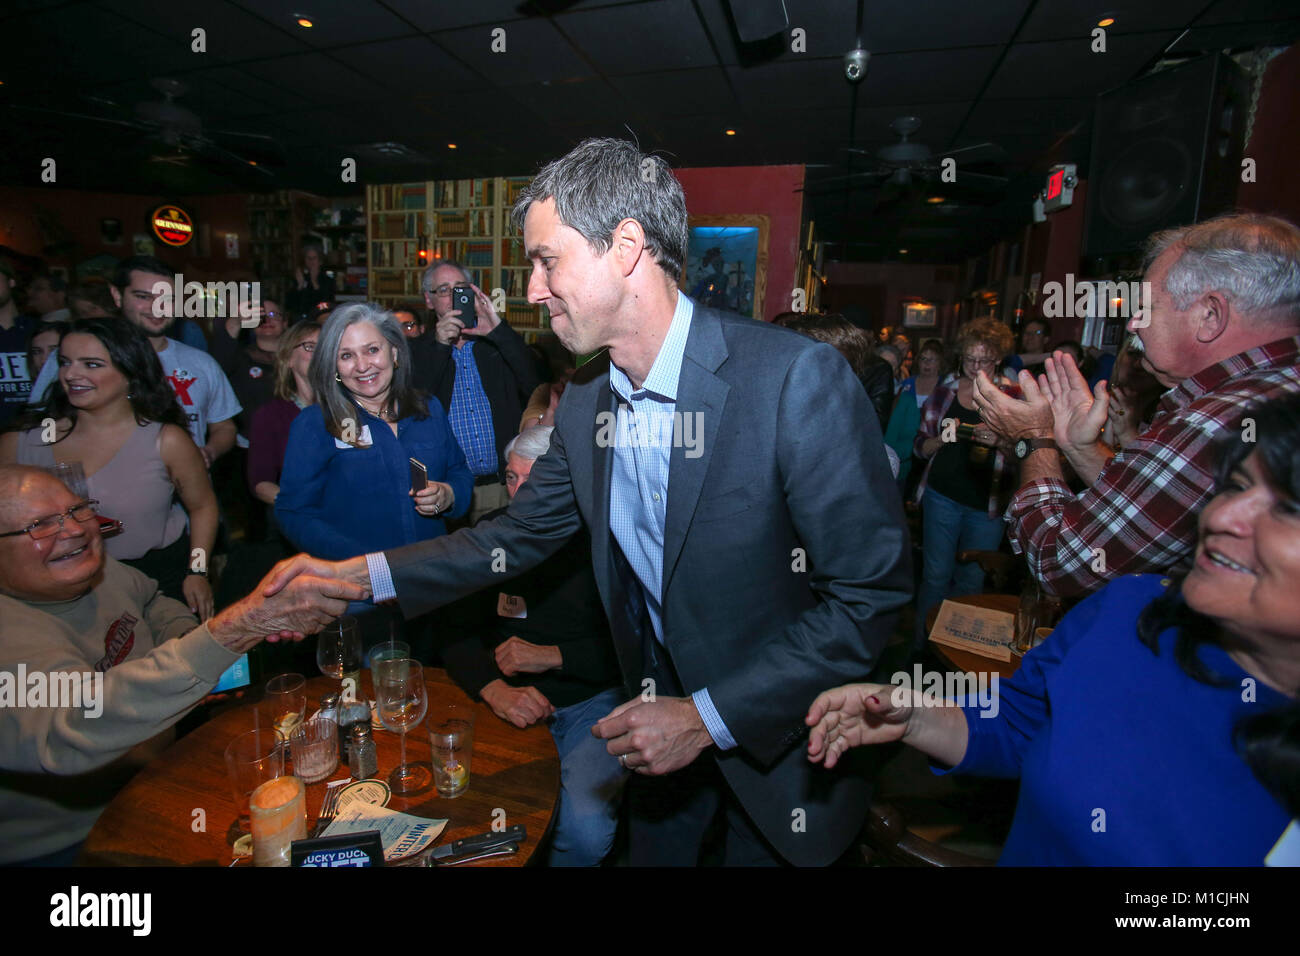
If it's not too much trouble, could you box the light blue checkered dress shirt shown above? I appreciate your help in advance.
[606,293,734,750]
[447,341,498,477]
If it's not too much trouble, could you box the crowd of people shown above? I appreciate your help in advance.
[1,137,1297,868]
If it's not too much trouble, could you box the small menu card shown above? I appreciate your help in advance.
[928,600,1014,662]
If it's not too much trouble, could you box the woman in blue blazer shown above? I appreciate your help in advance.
[277,302,473,559]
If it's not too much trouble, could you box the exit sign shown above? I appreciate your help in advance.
[1042,164,1077,213]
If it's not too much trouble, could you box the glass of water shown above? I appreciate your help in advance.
[428,701,475,798]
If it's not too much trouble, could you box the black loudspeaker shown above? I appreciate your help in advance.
[1084,53,1250,259]
[726,0,789,43]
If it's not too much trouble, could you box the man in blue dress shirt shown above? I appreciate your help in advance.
[267,138,911,866]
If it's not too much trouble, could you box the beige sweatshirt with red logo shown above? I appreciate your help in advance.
[0,558,240,863]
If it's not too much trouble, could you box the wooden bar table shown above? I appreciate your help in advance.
[925,593,1023,682]
[82,668,560,866]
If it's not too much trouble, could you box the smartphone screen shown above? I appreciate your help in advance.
[409,457,428,492]
[213,654,251,693]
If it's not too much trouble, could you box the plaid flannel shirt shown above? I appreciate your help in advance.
[1007,335,1300,598]
[912,373,1017,518]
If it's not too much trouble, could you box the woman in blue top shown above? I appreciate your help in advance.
[806,393,1300,866]
[277,302,473,561]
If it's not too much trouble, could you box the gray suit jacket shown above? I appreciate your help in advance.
[385,302,912,865]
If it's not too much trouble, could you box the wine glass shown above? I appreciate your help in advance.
[264,674,306,742]
[316,616,361,702]
[376,658,430,794]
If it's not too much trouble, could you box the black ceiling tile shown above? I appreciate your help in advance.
[553,0,716,74]
[226,0,416,47]
[983,32,1175,99]
[381,0,537,33]
[240,52,390,103]
[1193,0,1300,25]
[428,17,592,85]
[1169,19,1300,52]
[854,0,1032,51]
[608,67,736,116]
[1018,0,1207,42]
[724,58,856,113]
[855,47,1004,106]
[187,65,314,111]
[104,0,312,62]
[329,36,484,91]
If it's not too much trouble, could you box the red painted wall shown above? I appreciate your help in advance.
[0,186,253,280]
[674,165,805,323]
[1237,43,1300,224]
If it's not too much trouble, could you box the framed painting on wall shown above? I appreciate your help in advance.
[681,215,769,320]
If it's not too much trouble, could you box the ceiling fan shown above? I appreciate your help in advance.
[12,77,283,177]
[802,115,1008,196]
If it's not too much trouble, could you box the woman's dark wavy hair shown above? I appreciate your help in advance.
[1137,393,1300,817]
[6,317,186,438]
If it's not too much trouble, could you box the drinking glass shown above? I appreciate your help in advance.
[289,716,339,784]
[249,775,307,867]
[224,727,286,832]
[376,658,430,793]
[428,702,475,798]
[264,673,307,742]
[317,617,361,701]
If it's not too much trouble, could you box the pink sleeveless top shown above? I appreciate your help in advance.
[17,421,188,560]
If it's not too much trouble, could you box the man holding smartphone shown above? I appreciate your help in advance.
[411,261,541,525]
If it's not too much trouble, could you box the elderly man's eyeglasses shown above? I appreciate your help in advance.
[0,500,100,541]
[428,284,454,298]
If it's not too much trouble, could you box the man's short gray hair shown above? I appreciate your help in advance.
[511,138,689,280]
[421,260,471,294]
[1144,212,1300,321]
[504,426,553,463]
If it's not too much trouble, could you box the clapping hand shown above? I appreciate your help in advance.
[1041,350,1109,454]
[972,370,1054,441]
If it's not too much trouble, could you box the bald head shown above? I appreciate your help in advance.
[0,465,61,526]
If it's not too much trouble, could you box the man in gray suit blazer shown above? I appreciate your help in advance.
[269,138,911,865]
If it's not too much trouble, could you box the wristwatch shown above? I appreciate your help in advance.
[1014,437,1058,460]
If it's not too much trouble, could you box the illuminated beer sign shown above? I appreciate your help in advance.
[151,205,194,246]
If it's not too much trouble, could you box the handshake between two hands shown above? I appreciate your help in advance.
[206,553,372,655]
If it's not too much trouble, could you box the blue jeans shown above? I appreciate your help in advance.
[916,488,1006,646]
[546,687,628,866]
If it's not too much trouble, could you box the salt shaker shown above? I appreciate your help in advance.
[349,723,377,780]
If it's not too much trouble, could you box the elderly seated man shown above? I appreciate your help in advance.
[439,427,626,866]
[0,464,362,866]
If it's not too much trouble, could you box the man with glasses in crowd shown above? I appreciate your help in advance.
[410,261,540,524]
[0,464,363,866]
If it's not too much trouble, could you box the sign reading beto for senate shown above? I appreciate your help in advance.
[151,205,194,247]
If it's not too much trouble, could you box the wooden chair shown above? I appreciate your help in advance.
[858,801,995,867]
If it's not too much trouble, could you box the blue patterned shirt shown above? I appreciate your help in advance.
[447,341,498,477]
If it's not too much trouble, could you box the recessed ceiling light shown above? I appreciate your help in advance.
[1098,17,1115,27]
[898,249,908,254]
[926,196,945,204]
[724,129,736,136]
[447,143,457,149]
[248,160,258,166]
[295,14,314,28]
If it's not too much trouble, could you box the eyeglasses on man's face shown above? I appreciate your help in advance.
[427,284,454,298]
[400,321,420,331]
[0,500,100,541]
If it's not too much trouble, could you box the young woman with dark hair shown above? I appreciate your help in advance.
[0,317,219,617]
